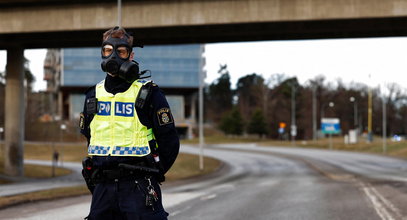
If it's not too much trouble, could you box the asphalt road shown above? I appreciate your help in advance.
[1,144,406,220]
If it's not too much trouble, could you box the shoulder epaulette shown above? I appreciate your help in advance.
[84,85,96,95]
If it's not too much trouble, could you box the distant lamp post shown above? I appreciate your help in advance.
[381,83,387,154]
[367,74,373,143]
[321,101,334,120]
[349,97,358,129]
[60,123,66,167]
[323,102,335,150]
[382,96,387,154]
[0,127,3,155]
[291,83,297,146]
[0,127,3,141]
[312,86,317,141]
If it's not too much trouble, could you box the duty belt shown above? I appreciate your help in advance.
[93,163,159,183]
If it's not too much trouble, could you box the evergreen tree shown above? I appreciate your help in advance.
[219,106,245,135]
[206,64,233,122]
[247,109,268,136]
[24,58,35,92]
[236,73,265,122]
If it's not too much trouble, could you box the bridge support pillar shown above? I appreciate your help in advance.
[4,47,25,177]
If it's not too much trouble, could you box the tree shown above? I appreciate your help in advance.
[24,58,36,93]
[247,109,268,137]
[219,106,245,135]
[206,64,233,122]
[236,73,265,122]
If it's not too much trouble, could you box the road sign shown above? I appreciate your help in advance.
[291,125,297,137]
[321,118,341,134]
[278,127,285,134]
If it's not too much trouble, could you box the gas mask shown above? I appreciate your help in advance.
[100,37,140,83]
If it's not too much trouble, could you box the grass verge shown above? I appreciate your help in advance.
[0,160,72,181]
[182,134,407,160]
[166,153,221,181]
[259,136,407,159]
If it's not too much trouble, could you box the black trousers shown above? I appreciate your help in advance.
[87,177,168,220]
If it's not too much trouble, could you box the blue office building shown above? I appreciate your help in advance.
[62,45,202,88]
[47,44,205,138]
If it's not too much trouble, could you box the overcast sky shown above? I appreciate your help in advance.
[1,37,407,92]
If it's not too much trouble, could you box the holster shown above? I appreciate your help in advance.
[81,156,96,194]
[145,154,165,183]
[146,138,165,183]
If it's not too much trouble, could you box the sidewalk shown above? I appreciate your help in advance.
[0,160,84,197]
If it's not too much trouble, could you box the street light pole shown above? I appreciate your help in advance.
[0,127,3,156]
[350,97,357,129]
[368,86,373,142]
[328,102,334,150]
[382,96,387,154]
[60,123,66,167]
[198,65,205,171]
[291,84,296,146]
[312,86,317,141]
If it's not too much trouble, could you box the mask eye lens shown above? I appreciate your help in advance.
[102,45,113,57]
[116,46,130,59]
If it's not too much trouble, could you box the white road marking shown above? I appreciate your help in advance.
[359,181,402,220]
[162,192,205,208]
[369,185,403,219]
[200,194,217,201]
[210,183,236,192]
[169,205,192,217]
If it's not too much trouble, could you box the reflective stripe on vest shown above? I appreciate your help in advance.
[88,79,153,157]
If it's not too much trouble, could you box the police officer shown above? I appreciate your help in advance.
[79,26,179,220]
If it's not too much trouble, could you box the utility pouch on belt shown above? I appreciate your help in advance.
[82,157,96,193]
[86,97,98,114]
[135,82,152,109]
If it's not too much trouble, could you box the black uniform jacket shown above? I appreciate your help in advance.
[80,75,180,174]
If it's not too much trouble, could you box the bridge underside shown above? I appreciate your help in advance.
[2,16,407,49]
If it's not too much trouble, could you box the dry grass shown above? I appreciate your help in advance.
[24,142,88,162]
[182,134,407,160]
[0,159,72,179]
[166,153,221,181]
[260,136,407,159]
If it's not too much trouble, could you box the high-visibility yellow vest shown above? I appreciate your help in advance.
[88,79,154,157]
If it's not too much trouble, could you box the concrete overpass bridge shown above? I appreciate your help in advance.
[2,0,407,176]
[2,0,407,48]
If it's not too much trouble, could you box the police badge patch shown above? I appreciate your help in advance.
[79,112,85,129]
[157,108,174,126]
